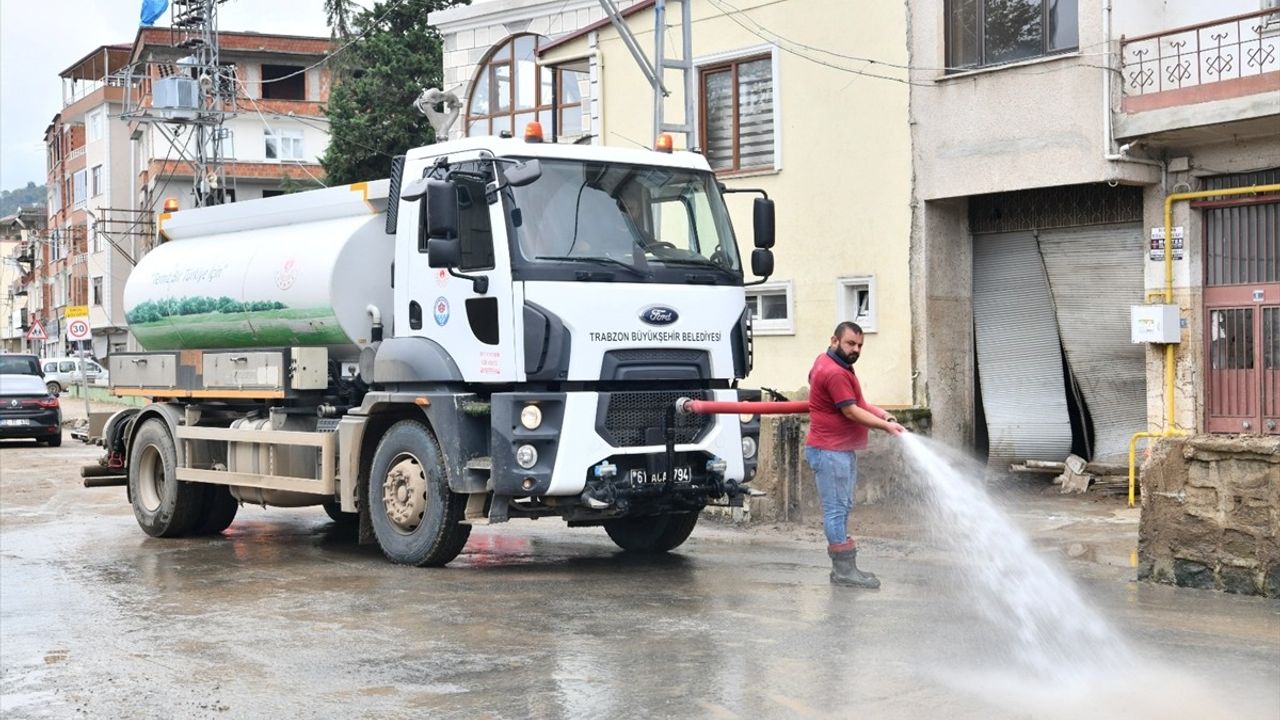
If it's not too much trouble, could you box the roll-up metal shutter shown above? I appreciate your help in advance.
[1038,224,1147,460]
[973,231,1073,464]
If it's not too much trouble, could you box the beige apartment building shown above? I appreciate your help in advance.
[908,0,1279,462]
[432,0,917,407]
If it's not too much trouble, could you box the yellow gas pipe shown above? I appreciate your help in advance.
[1127,183,1280,507]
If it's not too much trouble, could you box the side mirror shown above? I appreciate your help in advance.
[425,180,459,239]
[753,198,775,249]
[504,159,542,187]
[751,248,774,277]
[427,237,461,268]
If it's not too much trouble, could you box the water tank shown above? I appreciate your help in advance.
[124,181,392,360]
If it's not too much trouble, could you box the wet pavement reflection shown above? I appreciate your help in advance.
[2,439,1278,719]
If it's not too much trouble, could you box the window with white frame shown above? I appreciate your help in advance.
[72,170,87,210]
[91,165,103,197]
[745,280,794,335]
[91,277,103,306]
[698,49,778,173]
[837,275,876,333]
[264,128,304,161]
[87,109,104,142]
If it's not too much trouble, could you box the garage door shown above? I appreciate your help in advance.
[974,231,1073,464]
[1038,224,1147,459]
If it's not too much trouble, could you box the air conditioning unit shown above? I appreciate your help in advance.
[153,76,200,120]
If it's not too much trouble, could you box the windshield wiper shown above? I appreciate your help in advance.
[536,255,649,278]
[648,256,739,276]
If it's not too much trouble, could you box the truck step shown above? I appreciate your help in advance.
[465,457,492,472]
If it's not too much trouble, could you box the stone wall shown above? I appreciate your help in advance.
[1138,435,1280,597]
[747,408,932,524]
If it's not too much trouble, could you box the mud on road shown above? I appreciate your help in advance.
[2,429,1278,720]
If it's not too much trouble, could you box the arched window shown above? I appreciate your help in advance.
[465,34,585,141]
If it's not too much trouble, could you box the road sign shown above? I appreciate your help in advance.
[65,305,89,319]
[25,319,47,341]
[67,317,91,342]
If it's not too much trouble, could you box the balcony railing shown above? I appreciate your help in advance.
[1121,8,1279,98]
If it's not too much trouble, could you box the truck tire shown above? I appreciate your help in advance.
[195,485,239,535]
[323,500,358,527]
[604,511,700,553]
[368,420,470,566]
[128,419,205,538]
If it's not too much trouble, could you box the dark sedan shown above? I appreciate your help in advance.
[0,374,62,446]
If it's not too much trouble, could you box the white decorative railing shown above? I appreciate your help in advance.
[1121,8,1280,96]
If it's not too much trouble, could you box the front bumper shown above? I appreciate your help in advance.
[489,388,752,497]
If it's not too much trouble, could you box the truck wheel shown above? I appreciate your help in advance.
[128,419,205,538]
[195,485,239,535]
[323,500,358,527]
[368,420,470,566]
[604,511,701,553]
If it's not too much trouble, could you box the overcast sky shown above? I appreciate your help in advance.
[0,0,377,191]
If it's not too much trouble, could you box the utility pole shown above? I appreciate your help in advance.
[123,0,236,208]
[597,0,695,148]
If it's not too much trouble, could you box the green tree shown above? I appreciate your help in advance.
[321,0,469,185]
[0,182,47,216]
[324,0,356,38]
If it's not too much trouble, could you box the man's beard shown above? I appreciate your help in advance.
[835,349,860,365]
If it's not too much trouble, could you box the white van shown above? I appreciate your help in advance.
[40,357,108,395]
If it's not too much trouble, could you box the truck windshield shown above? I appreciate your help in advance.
[505,159,742,284]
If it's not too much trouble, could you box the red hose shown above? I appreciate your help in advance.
[681,399,808,415]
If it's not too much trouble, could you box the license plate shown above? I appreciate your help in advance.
[628,466,692,484]
[1,419,29,426]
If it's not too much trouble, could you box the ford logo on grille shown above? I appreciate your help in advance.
[639,305,679,326]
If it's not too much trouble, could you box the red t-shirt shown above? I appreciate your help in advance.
[805,350,871,451]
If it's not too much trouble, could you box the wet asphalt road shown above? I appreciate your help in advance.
[2,433,1278,720]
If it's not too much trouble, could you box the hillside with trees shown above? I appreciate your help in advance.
[0,182,46,216]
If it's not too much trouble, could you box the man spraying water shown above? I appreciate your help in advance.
[804,321,906,588]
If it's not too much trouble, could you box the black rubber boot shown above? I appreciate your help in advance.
[829,548,881,589]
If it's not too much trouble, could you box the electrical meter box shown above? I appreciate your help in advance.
[1131,304,1181,343]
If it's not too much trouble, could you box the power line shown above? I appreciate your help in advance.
[233,77,330,187]
[705,0,1119,83]
[256,0,412,86]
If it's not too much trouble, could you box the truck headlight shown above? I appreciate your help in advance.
[741,436,757,459]
[515,444,538,469]
[520,404,543,430]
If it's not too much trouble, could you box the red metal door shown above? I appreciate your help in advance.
[1201,185,1279,435]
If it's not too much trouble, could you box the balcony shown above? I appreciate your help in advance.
[1116,8,1279,140]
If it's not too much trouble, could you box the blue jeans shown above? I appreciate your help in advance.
[804,447,858,545]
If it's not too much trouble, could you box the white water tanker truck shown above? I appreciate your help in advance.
[87,135,777,566]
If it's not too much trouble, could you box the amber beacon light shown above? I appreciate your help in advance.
[162,197,180,213]
[523,121,545,143]
[655,133,674,153]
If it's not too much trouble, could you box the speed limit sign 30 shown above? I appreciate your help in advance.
[67,318,91,341]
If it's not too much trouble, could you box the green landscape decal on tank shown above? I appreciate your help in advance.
[127,296,348,350]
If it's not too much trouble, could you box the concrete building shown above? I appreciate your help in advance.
[1,208,46,353]
[432,0,917,408]
[39,30,334,359]
[908,0,1279,464]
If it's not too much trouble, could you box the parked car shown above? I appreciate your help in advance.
[0,374,62,446]
[39,356,107,395]
[0,353,43,378]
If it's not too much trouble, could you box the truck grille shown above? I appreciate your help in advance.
[599,390,712,447]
